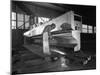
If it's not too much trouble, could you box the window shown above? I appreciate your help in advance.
[94,26,96,33]
[12,21,16,29]
[25,15,30,22]
[11,11,30,29]
[88,25,93,33]
[25,15,30,29]
[12,12,16,20]
[82,24,87,33]
[18,21,24,29]
[11,13,50,29]
[12,12,16,29]
[82,24,94,33]
[38,17,50,25]
[17,13,24,29]
[17,14,24,21]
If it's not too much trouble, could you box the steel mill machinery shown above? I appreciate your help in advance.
[23,11,90,66]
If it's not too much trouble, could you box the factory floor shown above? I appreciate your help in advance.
[12,46,96,74]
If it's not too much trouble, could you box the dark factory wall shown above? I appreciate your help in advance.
[81,33,96,55]
[12,29,28,48]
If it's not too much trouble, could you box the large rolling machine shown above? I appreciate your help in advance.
[23,11,91,66]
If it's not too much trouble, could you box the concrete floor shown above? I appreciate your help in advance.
[12,47,96,74]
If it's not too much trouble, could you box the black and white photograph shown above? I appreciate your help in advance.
[11,0,96,75]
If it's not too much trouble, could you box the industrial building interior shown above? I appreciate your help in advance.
[11,0,96,74]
